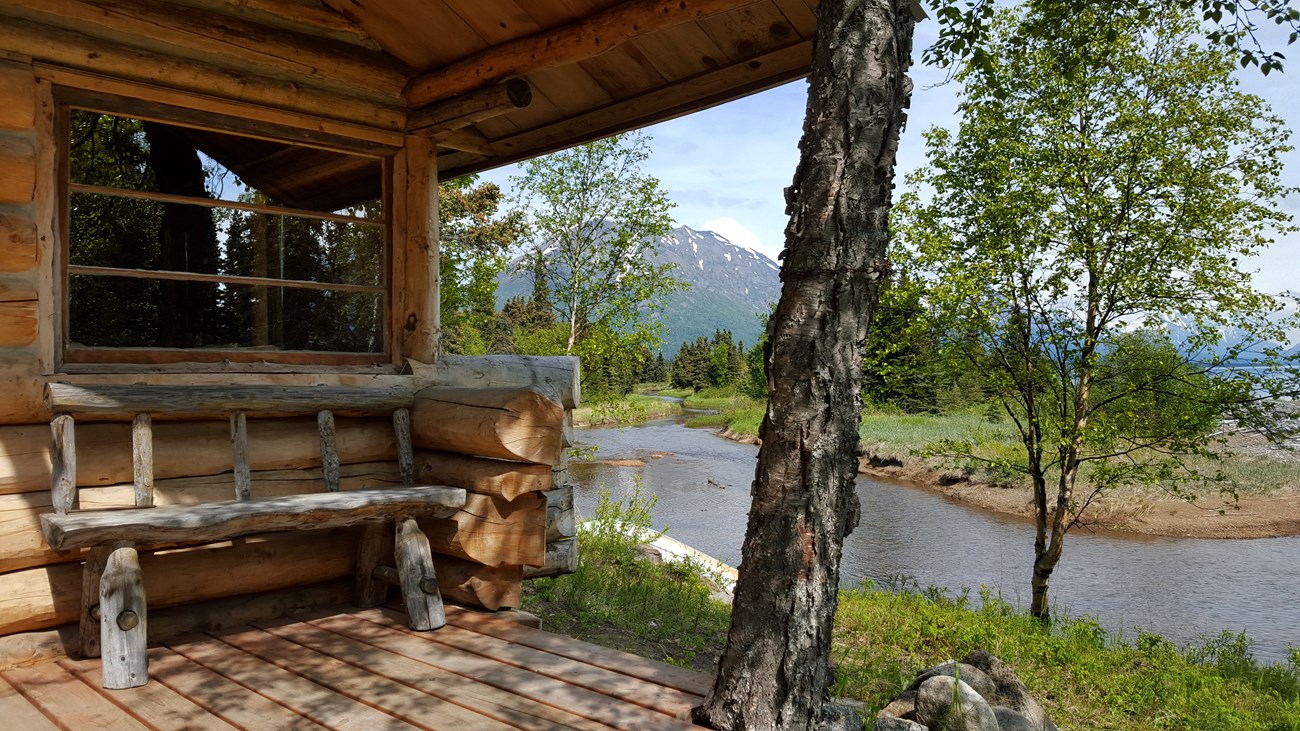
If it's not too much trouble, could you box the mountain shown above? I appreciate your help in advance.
[496,225,782,353]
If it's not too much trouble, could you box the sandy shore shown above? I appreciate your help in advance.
[715,428,1300,539]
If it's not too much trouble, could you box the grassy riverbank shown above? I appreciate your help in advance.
[570,394,681,427]
[522,490,1300,729]
[668,387,1300,537]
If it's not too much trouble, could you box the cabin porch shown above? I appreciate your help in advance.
[0,603,710,731]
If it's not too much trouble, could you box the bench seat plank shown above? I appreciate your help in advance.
[46,383,413,415]
[41,486,468,550]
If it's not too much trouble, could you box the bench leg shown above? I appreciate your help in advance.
[355,523,391,608]
[80,545,112,659]
[394,516,445,631]
[100,542,147,689]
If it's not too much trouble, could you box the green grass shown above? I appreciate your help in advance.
[834,585,1300,730]
[522,490,1300,729]
[570,394,681,427]
[521,486,731,671]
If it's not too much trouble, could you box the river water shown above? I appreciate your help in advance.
[569,416,1300,662]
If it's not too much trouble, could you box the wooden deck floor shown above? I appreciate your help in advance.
[0,605,711,730]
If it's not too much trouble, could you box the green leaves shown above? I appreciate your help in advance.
[510,133,684,396]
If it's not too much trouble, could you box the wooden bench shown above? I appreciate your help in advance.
[38,383,468,690]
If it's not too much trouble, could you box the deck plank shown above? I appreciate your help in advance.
[166,632,421,731]
[58,657,242,731]
[1,662,151,731]
[444,605,711,695]
[255,615,618,731]
[354,607,704,717]
[214,625,516,731]
[148,648,331,731]
[0,674,60,731]
[306,611,704,731]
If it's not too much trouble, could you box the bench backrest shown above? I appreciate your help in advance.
[44,383,418,514]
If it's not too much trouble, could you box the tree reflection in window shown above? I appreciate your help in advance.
[66,108,386,356]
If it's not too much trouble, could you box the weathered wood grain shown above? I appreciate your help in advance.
[316,410,339,492]
[0,62,35,131]
[41,486,467,550]
[230,412,251,501]
[430,355,581,409]
[404,0,763,106]
[99,542,147,689]
[50,415,75,514]
[420,492,546,568]
[410,386,564,466]
[522,538,577,579]
[131,413,153,507]
[45,383,414,415]
[407,78,532,134]
[394,516,444,630]
[414,450,552,502]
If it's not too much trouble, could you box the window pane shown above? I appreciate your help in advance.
[69,274,384,353]
[69,192,384,287]
[68,110,383,216]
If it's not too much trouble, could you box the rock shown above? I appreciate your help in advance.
[992,706,1039,731]
[914,676,998,731]
[961,650,1047,728]
[907,661,997,701]
[634,544,663,564]
[877,718,928,731]
[878,689,918,719]
[819,698,869,730]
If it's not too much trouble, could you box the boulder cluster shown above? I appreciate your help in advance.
[876,651,1058,731]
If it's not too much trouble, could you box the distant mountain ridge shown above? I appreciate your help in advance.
[496,225,782,353]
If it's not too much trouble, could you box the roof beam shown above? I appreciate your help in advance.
[404,0,763,109]
[407,78,532,135]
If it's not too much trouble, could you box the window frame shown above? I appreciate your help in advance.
[55,89,397,370]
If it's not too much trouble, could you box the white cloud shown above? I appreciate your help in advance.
[701,217,778,258]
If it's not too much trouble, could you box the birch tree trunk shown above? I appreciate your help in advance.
[696,1,916,728]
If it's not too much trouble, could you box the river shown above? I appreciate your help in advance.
[569,415,1300,662]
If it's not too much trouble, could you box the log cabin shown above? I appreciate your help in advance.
[0,0,824,719]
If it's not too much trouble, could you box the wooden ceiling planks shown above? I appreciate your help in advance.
[442,0,543,43]
[768,0,820,35]
[318,0,488,70]
[629,22,730,81]
[441,38,812,180]
[697,0,798,59]
[577,43,670,100]
[523,66,616,117]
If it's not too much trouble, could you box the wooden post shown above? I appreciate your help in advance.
[51,414,76,514]
[80,544,112,659]
[100,542,147,689]
[393,407,415,486]
[394,516,444,631]
[354,523,391,608]
[131,413,153,507]
[317,410,340,492]
[400,136,439,363]
[230,412,251,501]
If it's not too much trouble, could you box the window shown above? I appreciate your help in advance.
[61,101,390,366]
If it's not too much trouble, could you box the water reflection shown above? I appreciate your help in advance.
[570,417,1300,661]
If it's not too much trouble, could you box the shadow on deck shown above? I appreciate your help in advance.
[0,605,710,730]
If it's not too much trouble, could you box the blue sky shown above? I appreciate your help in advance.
[479,19,1300,301]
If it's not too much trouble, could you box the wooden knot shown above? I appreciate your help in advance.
[116,610,140,631]
[419,577,440,595]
